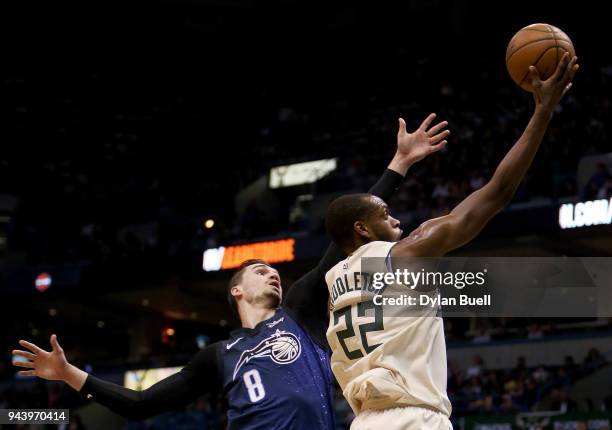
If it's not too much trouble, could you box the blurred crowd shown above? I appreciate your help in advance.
[1,348,609,430]
[447,349,609,416]
[445,317,612,344]
[3,59,612,264]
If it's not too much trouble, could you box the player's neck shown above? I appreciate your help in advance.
[238,305,277,329]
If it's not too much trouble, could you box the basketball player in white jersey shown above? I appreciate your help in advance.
[323,54,579,429]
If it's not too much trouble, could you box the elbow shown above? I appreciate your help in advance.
[497,188,515,208]
[491,180,516,209]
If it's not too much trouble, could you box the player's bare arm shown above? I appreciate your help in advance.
[392,53,579,258]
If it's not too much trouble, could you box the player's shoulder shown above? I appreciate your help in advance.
[325,241,395,283]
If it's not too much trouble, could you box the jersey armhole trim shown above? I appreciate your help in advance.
[385,243,396,273]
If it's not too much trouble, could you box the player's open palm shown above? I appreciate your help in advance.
[530,52,579,108]
[12,334,69,381]
[397,113,450,163]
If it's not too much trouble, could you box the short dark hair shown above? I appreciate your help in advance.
[227,259,270,315]
[325,193,376,249]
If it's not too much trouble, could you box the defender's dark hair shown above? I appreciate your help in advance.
[325,193,377,249]
[227,259,271,315]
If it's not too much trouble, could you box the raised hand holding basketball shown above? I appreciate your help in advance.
[529,52,579,110]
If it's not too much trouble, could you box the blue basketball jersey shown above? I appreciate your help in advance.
[220,307,335,430]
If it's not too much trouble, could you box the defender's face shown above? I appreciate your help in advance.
[365,196,403,242]
[238,264,282,307]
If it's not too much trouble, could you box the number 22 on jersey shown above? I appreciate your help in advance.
[332,301,384,360]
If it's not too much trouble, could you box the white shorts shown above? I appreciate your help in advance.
[350,406,453,430]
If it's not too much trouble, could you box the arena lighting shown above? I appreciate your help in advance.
[35,272,52,292]
[558,197,612,229]
[124,367,182,391]
[202,238,295,271]
[269,158,337,188]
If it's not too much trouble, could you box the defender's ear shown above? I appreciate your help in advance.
[231,285,243,300]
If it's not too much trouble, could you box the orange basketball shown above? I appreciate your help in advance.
[506,23,575,92]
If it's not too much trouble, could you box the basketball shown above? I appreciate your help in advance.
[506,23,575,92]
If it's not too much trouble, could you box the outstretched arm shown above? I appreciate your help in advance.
[285,114,450,343]
[393,54,579,258]
[311,113,450,273]
[13,335,222,420]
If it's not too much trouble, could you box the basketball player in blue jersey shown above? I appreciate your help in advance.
[12,114,450,429]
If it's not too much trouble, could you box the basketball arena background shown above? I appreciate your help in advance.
[2,0,612,428]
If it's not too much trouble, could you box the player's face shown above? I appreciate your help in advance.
[364,196,402,242]
[239,264,282,308]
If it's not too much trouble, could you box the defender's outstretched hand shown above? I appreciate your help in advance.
[529,52,579,109]
[396,113,450,164]
[13,334,69,380]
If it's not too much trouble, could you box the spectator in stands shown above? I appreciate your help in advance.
[532,365,550,384]
[466,355,485,378]
[499,393,518,413]
[550,388,578,413]
[563,355,578,381]
[597,177,612,199]
[583,162,610,200]
[523,378,538,408]
[554,366,572,390]
[471,319,494,344]
[463,376,483,398]
[527,322,544,339]
[583,347,608,373]
[482,370,500,396]
[472,328,491,344]
[513,356,528,380]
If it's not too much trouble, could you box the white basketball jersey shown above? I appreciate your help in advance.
[325,241,451,417]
